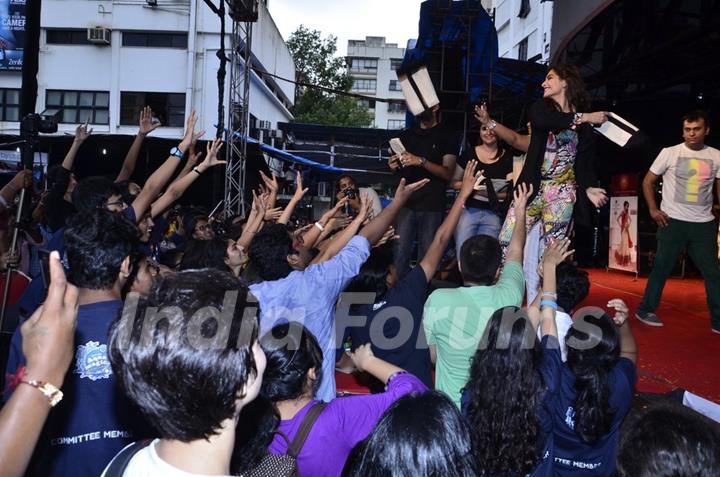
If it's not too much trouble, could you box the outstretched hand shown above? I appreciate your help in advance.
[459,160,483,199]
[200,138,226,169]
[74,120,93,144]
[292,171,309,201]
[180,110,205,150]
[607,298,629,326]
[542,237,574,267]
[394,178,430,203]
[586,187,608,208]
[21,251,79,387]
[138,106,160,135]
[513,182,534,213]
[474,104,490,126]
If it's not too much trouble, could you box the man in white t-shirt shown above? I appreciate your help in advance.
[636,110,720,333]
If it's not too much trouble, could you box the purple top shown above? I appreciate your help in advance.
[268,373,427,477]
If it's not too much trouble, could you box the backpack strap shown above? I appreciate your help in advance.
[103,439,153,477]
[287,402,327,458]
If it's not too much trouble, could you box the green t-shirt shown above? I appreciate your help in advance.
[423,261,525,408]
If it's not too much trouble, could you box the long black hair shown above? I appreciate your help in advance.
[233,322,324,474]
[464,306,545,477]
[179,237,231,272]
[343,391,477,477]
[565,313,620,444]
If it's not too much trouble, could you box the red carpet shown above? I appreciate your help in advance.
[580,269,720,403]
[337,269,720,402]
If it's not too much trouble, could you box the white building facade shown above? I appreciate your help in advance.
[0,0,294,139]
[346,36,406,130]
[489,0,553,63]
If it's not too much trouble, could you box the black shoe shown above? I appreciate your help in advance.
[635,311,664,327]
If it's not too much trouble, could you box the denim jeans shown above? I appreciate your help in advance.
[454,207,502,258]
[393,208,444,278]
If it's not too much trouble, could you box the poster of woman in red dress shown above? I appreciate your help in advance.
[610,197,638,272]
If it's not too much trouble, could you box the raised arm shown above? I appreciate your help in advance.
[506,183,533,264]
[0,252,78,477]
[259,171,279,211]
[419,160,481,281]
[237,191,268,249]
[130,111,204,221]
[116,106,159,183]
[528,238,573,337]
[299,198,348,251]
[349,344,405,384]
[312,194,372,264]
[608,299,637,363]
[150,139,225,217]
[360,178,430,245]
[0,170,30,212]
[277,171,308,225]
[475,104,531,152]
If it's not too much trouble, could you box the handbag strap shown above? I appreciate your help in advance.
[287,402,327,458]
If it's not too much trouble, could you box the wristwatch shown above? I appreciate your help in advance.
[21,379,63,407]
[420,157,427,167]
[170,147,184,159]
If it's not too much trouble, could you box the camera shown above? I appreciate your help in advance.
[343,187,357,200]
[20,112,60,136]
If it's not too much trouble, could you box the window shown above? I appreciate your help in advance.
[387,102,406,113]
[518,0,531,18]
[120,92,185,127]
[358,98,376,109]
[349,57,378,73]
[518,37,528,61]
[390,58,403,70]
[0,89,20,121]
[387,119,405,129]
[46,29,92,45]
[46,90,110,124]
[122,32,188,48]
[353,79,377,92]
[389,80,402,91]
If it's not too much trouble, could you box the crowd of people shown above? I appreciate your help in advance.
[0,63,719,477]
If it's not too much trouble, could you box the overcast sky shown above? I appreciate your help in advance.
[267,0,423,56]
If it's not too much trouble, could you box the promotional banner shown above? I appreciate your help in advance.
[0,0,26,71]
[609,196,638,273]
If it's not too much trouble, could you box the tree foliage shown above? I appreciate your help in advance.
[286,25,373,127]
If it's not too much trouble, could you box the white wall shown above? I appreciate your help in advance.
[347,37,406,129]
[492,0,553,63]
[0,0,294,138]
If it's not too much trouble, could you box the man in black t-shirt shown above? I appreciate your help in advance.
[389,105,458,277]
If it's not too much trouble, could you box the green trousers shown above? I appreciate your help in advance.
[638,218,720,329]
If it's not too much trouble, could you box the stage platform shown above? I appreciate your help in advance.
[337,268,720,404]
[580,269,719,403]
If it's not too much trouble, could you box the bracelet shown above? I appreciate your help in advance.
[539,299,558,310]
[487,120,497,130]
[192,166,202,175]
[20,379,64,407]
[385,371,408,389]
[573,112,583,125]
[541,291,557,298]
[314,221,324,232]
[420,157,427,167]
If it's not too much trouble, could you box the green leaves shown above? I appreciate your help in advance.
[287,25,374,127]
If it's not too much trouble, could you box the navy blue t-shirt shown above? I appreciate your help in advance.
[551,358,636,476]
[461,335,562,477]
[345,266,432,389]
[3,299,154,477]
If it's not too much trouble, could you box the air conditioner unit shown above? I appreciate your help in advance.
[269,129,283,139]
[87,27,111,45]
[258,120,271,130]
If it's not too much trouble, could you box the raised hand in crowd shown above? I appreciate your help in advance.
[373,225,398,248]
[0,251,79,477]
[138,105,160,136]
[179,110,204,153]
[74,120,93,144]
[607,298,630,326]
[260,170,279,210]
[277,170,309,225]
